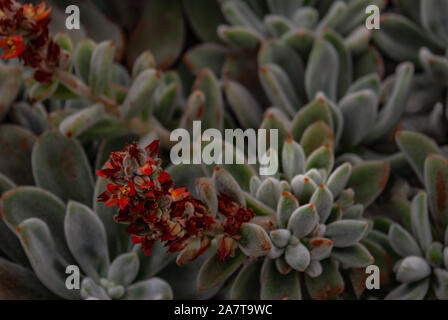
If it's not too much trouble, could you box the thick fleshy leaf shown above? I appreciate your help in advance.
[336,188,355,209]
[288,204,319,239]
[410,192,432,252]
[223,80,263,129]
[183,43,229,76]
[331,243,374,268]
[305,38,339,101]
[362,238,393,285]
[264,14,293,40]
[16,218,79,299]
[310,185,334,223]
[419,48,448,85]
[365,63,414,142]
[344,26,370,54]
[29,81,59,103]
[282,138,305,181]
[65,201,109,280]
[396,256,431,283]
[183,0,226,43]
[80,277,110,300]
[0,173,14,195]
[285,242,310,272]
[281,29,314,61]
[421,0,448,47]
[327,163,352,198]
[218,25,262,50]
[128,0,184,69]
[276,191,299,229]
[338,90,378,148]
[0,64,21,121]
[221,0,265,36]
[291,96,333,143]
[121,69,160,120]
[256,177,282,209]
[124,278,173,300]
[325,220,369,248]
[433,268,448,300]
[9,102,48,136]
[424,154,448,231]
[275,256,292,275]
[132,51,156,79]
[343,204,364,220]
[267,0,303,18]
[305,258,344,300]
[347,73,380,96]
[192,68,224,131]
[108,252,139,287]
[291,174,317,204]
[300,122,334,158]
[316,1,347,33]
[152,72,181,124]
[259,63,300,117]
[158,246,218,299]
[197,250,245,291]
[308,237,333,261]
[1,186,72,262]
[388,224,422,257]
[135,241,175,281]
[74,39,95,84]
[372,14,440,65]
[270,229,291,249]
[238,223,272,257]
[89,41,115,96]
[259,109,289,153]
[426,242,443,267]
[396,130,440,183]
[230,260,262,300]
[333,0,383,34]
[260,258,301,300]
[353,46,384,80]
[180,90,206,133]
[0,125,35,185]
[245,192,276,217]
[0,258,55,299]
[292,7,318,29]
[0,201,29,266]
[322,29,352,99]
[385,279,430,300]
[305,144,334,174]
[258,40,306,104]
[32,130,94,206]
[347,161,390,207]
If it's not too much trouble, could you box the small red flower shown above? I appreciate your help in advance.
[22,2,51,22]
[0,34,25,59]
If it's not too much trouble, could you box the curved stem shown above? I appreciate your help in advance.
[53,68,120,116]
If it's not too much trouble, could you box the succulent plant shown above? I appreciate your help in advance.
[0,128,172,300]
[162,136,392,300]
[386,191,448,300]
[1,0,448,301]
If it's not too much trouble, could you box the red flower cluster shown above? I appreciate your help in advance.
[97,141,215,258]
[97,141,256,264]
[0,1,59,82]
